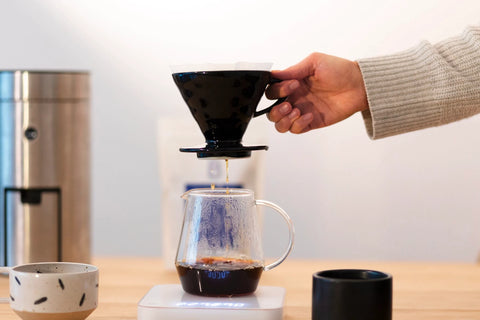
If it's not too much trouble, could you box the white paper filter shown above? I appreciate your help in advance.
[170,62,273,73]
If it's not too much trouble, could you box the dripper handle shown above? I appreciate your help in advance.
[253,78,287,117]
[255,200,295,271]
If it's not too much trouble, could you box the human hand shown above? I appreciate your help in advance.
[266,53,369,134]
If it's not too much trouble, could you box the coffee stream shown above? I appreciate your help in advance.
[225,159,230,194]
[210,159,230,193]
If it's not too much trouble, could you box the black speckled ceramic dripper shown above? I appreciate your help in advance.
[172,69,284,159]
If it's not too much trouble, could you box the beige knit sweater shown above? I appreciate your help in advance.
[358,26,480,139]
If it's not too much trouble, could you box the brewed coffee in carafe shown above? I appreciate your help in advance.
[175,188,294,296]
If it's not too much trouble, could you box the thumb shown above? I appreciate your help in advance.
[272,53,318,80]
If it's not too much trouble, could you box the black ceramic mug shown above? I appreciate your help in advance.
[312,269,392,320]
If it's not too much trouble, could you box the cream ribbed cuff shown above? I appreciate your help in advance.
[358,26,480,139]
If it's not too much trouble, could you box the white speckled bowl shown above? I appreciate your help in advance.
[2,262,98,320]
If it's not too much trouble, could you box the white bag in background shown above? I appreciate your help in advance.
[158,117,267,269]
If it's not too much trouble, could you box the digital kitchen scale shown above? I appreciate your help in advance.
[138,284,286,320]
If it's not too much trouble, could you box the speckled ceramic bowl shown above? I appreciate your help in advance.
[4,262,98,320]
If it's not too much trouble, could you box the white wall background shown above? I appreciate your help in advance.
[1,0,479,262]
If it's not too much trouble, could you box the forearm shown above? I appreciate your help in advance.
[358,26,480,139]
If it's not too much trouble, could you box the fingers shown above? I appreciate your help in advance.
[268,102,314,134]
[265,80,300,99]
[290,113,314,134]
[275,108,301,133]
[267,102,292,122]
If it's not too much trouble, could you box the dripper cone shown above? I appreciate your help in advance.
[172,67,274,159]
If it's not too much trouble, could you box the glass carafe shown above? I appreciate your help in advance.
[175,188,294,296]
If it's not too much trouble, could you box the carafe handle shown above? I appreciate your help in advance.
[253,78,287,117]
[255,200,295,271]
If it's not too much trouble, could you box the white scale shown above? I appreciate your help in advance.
[138,285,286,320]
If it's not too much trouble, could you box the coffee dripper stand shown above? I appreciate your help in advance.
[138,68,289,320]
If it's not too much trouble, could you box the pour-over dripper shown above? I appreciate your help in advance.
[172,63,285,159]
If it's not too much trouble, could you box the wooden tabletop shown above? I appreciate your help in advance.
[0,257,479,319]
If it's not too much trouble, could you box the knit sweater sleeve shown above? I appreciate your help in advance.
[357,26,480,139]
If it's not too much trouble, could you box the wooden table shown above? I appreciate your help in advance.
[1,257,479,319]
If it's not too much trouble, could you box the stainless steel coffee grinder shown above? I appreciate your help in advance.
[0,71,90,266]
